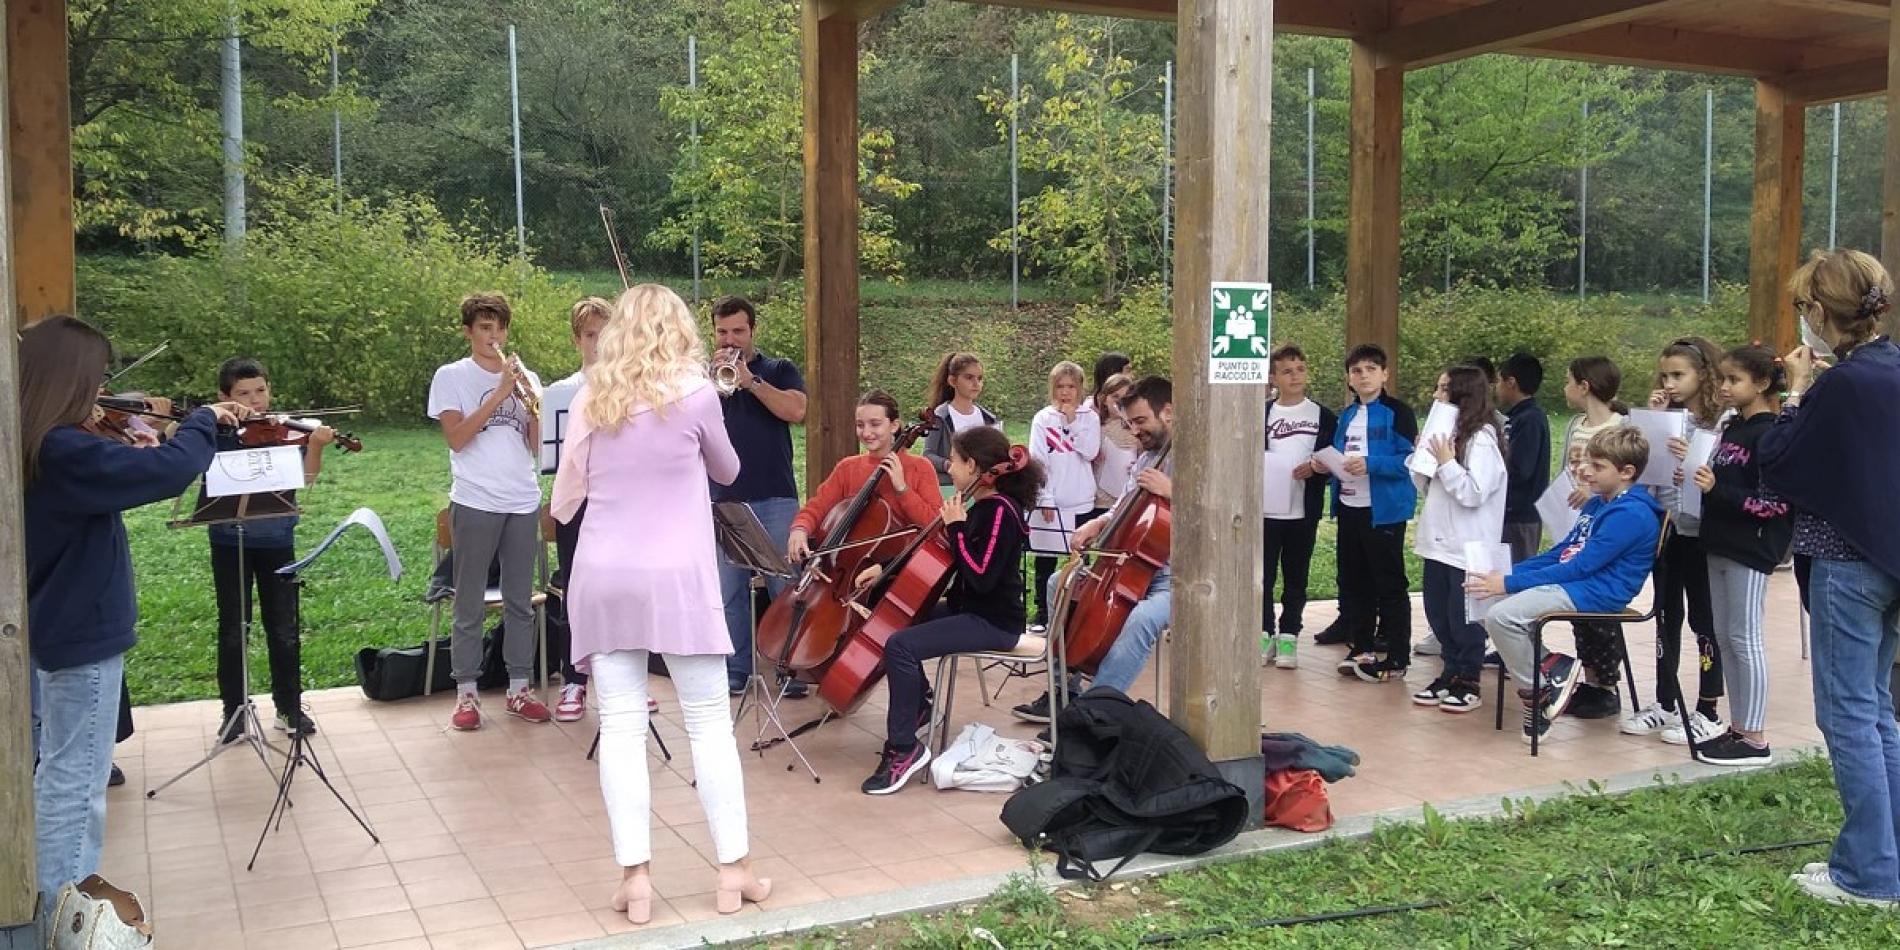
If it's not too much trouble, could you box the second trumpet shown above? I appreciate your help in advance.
[493,342,541,416]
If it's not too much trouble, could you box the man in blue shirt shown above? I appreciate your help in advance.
[710,296,809,695]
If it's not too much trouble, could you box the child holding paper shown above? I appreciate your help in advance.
[1330,344,1419,682]
[1407,365,1507,710]
[1627,336,1728,746]
[1689,344,1792,766]
[1467,426,1665,745]
[1262,346,1337,669]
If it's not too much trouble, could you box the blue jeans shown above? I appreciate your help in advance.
[22,654,124,941]
[1044,568,1171,694]
[1423,559,1486,680]
[719,496,798,688]
[1808,556,1900,900]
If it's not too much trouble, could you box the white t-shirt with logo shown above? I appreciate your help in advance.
[1265,398,1322,521]
[947,403,989,433]
[427,357,544,515]
[1339,409,1371,508]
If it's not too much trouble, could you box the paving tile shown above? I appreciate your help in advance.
[509,911,607,948]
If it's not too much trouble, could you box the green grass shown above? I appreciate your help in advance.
[771,757,1900,948]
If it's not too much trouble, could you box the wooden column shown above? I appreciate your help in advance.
[800,2,860,487]
[1346,40,1402,377]
[1169,0,1270,824]
[0,5,35,928]
[1882,1,1900,329]
[1748,81,1804,354]
[6,0,73,325]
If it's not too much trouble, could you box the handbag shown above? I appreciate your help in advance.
[48,875,152,949]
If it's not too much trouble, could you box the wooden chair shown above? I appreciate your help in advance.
[1497,511,1673,757]
[422,506,551,696]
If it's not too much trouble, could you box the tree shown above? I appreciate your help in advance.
[646,0,916,295]
[982,15,1166,302]
[70,0,371,244]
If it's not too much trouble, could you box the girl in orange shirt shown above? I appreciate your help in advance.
[786,390,941,561]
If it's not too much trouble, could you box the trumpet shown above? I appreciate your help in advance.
[493,342,542,417]
[711,347,744,397]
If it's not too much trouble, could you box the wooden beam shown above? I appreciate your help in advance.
[959,0,1387,36]
[1525,22,1836,76]
[801,1,861,489]
[1777,57,1887,104]
[1346,41,1402,380]
[1765,0,1891,20]
[7,0,73,325]
[1170,0,1269,824]
[1883,1,1900,289]
[0,4,34,929]
[1748,81,1806,354]
[1372,0,1688,70]
[813,0,904,18]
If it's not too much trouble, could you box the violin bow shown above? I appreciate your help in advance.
[104,340,169,386]
[598,204,633,290]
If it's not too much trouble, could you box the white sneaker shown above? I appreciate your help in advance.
[1619,702,1678,737]
[1272,634,1299,670]
[1661,710,1725,746]
[1790,868,1900,908]
[1413,634,1442,656]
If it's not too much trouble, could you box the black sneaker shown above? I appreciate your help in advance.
[1438,679,1482,714]
[1566,683,1622,720]
[1694,730,1774,767]
[861,742,933,795]
[274,709,317,737]
[1536,653,1582,724]
[1353,658,1408,684]
[107,764,125,788]
[1411,675,1453,706]
[1482,650,1502,669]
[218,708,247,745]
[1521,704,1555,744]
[1312,621,1352,646]
[1012,692,1052,724]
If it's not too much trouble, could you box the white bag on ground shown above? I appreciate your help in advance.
[49,875,152,950]
[931,723,1047,792]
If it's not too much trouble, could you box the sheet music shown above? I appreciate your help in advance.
[1536,470,1580,542]
[1678,428,1721,519]
[1628,408,1687,488]
[279,507,403,580]
[1262,450,1300,518]
[1464,541,1514,621]
[206,446,305,497]
[1407,402,1460,478]
[539,377,582,473]
[1028,507,1076,555]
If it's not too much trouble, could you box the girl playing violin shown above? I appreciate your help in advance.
[785,390,941,563]
[853,426,1045,795]
[17,316,244,942]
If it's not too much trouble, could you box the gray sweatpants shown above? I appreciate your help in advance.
[1707,553,1770,732]
[1482,583,1577,691]
[450,502,539,685]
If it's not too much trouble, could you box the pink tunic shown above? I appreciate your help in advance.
[553,378,740,661]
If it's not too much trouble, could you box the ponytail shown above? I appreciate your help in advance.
[926,352,981,415]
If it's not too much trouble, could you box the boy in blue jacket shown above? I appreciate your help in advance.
[1330,344,1420,681]
[1468,426,1664,744]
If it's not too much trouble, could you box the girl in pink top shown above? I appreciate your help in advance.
[551,284,767,924]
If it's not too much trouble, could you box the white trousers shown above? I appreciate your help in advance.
[589,650,750,866]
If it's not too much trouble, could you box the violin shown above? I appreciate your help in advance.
[1051,443,1173,674]
[816,446,1029,717]
[88,393,183,445]
[237,415,363,453]
[755,414,937,680]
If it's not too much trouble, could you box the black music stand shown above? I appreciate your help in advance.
[147,481,298,799]
[244,511,389,868]
[715,501,822,783]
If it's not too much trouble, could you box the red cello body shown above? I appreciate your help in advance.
[1057,455,1173,674]
[815,530,957,715]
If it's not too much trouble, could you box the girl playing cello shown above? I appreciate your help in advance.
[785,391,941,562]
[854,426,1045,795]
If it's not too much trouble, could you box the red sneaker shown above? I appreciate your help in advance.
[554,683,587,722]
[507,686,552,723]
[450,693,482,731]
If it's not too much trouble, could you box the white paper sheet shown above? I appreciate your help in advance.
[1464,541,1515,621]
[1262,450,1301,517]
[205,446,305,497]
[1408,402,1460,478]
[538,379,581,473]
[1027,507,1076,555]
[1677,428,1721,519]
[1535,470,1580,543]
[1627,408,1687,487]
[1311,446,1350,479]
[280,507,404,581]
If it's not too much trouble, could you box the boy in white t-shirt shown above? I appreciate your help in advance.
[427,292,548,731]
[1263,346,1337,670]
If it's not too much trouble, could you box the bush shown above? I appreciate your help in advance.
[81,177,585,421]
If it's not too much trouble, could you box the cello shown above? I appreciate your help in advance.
[754,415,936,678]
[816,446,1030,716]
[1052,443,1172,674]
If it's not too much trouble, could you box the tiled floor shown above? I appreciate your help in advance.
[103,575,1821,949]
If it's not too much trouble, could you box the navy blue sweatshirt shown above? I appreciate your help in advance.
[944,494,1030,632]
[25,411,219,670]
[1700,411,1793,574]
[1759,337,1900,581]
[1502,397,1550,524]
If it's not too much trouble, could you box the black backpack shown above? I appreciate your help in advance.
[999,686,1249,881]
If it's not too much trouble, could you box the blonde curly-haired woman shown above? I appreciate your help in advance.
[551,283,769,923]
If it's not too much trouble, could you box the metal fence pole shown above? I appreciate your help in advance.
[508,24,526,258]
[221,12,245,249]
[1702,88,1712,304]
[1010,52,1020,310]
[1162,60,1173,300]
[331,45,342,213]
[1829,101,1841,249]
[690,34,701,303]
[1306,66,1315,289]
[1578,99,1588,301]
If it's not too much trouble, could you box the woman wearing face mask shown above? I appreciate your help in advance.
[1758,248,1900,909]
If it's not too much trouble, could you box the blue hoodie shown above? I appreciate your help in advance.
[25,411,219,670]
[1504,487,1664,613]
[1328,393,1419,527]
